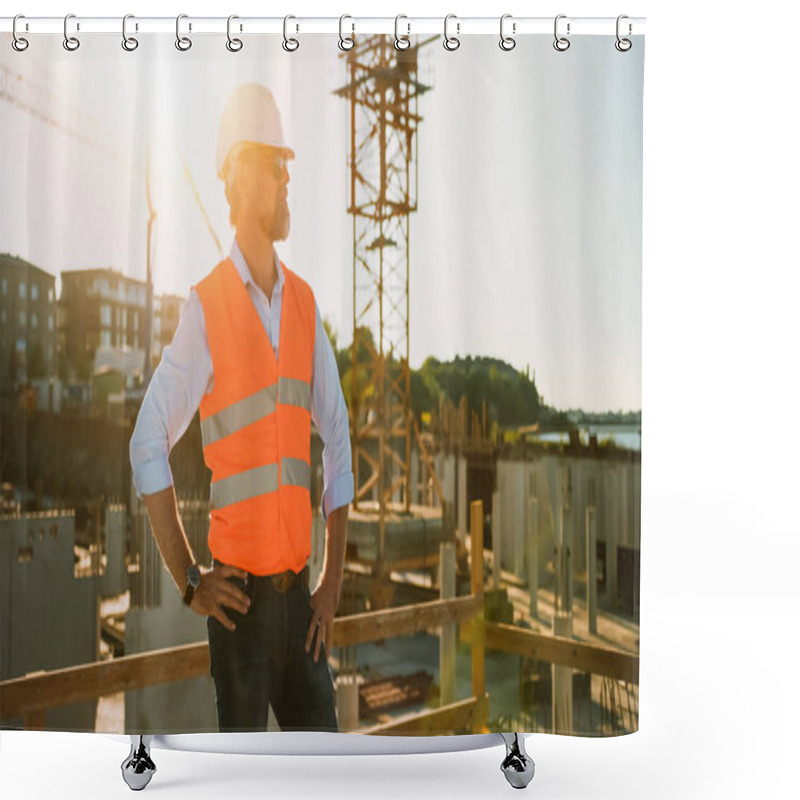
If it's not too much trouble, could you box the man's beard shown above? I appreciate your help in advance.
[268,198,290,241]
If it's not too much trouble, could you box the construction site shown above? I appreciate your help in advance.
[1,35,640,737]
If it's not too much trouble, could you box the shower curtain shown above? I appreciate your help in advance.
[0,23,644,740]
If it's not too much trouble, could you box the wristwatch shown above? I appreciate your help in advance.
[183,563,201,606]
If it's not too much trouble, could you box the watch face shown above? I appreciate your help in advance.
[188,564,201,588]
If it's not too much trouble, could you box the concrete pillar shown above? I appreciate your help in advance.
[563,465,573,615]
[410,445,419,506]
[552,612,574,733]
[527,495,538,619]
[457,455,468,540]
[439,542,456,706]
[492,489,501,588]
[335,676,360,732]
[586,504,597,635]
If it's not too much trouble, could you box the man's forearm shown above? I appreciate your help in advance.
[142,485,195,597]
[321,504,348,594]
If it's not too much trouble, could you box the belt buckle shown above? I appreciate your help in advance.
[273,571,291,594]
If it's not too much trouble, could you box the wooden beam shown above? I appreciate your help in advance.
[360,694,489,735]
[461,621,639,685]
[1,597,487,723]
[331,595,482,648]
[0,642,209,721]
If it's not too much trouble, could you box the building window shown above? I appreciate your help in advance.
[101,304,111,326]
[31,284,38,301]
[100,330,111,347]
[2,277,7,295]
[121,308,127,328]
[19,282,26,300]
[134,312,139,331]
[48,288,54,303]
[48,315,54,331]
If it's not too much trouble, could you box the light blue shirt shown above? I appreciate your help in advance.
[129,237,354,522]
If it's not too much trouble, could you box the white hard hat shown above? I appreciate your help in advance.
[216,83,295,179]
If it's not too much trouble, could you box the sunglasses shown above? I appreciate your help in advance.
[238,146,290,179]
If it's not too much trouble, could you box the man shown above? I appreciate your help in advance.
[129,83,353,732]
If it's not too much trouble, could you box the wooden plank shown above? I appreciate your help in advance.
[461,621,639,685]
[360,695,489,735]
[0,642,209,721]
[24,710,46,730]
[331,595,482,648]
[1,597,485,722]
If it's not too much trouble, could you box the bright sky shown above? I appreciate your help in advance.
[1,33,643,412]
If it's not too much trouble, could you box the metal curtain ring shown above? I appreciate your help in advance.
[63,13,80,51]
[227,15,243,52]
[283,15,299,52]
[176,14,192,51]
[499,14,515,51]
[122,14,138,51]
[443,14,460,51]
[615,14,632,51]
[338,14,354,51]
[394,15,410,51]
[553,14,570,51]
[12,15,29,52]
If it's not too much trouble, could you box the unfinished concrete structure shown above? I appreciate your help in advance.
[0,510,97,729]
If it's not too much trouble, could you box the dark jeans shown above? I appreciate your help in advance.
[206,562,338,732]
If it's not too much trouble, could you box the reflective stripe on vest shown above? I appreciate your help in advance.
[194,256,316,575]
[199,377,310,447]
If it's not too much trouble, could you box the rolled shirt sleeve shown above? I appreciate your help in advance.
[129,290,212,497]
[311,301,354,522]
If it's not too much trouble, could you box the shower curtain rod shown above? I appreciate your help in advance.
[1,15,646,37]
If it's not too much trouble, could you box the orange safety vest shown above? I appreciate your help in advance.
[194,256,316,575]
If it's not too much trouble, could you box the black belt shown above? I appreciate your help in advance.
[214,559,309,595]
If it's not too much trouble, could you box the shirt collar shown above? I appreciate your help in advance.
[229,236,284,296]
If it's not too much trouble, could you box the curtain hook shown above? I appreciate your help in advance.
[12,15,29,52]
[615,15,632,51]
[338,14,355,51]
[394,14,411,51]
[176,14,192,51]
[227,15,243,52]
[499,14,516,51]
[554,14,571,51]
[283,15,299,52]
[63,13,80,51]
[443,14,460,51]
[122,14,139,51]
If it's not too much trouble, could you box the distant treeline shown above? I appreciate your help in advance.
[326,322,542,429]
[324,322,640,433]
